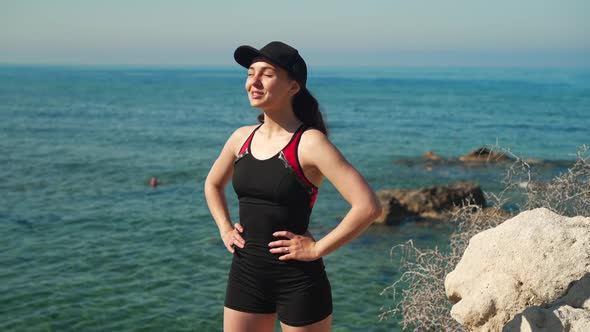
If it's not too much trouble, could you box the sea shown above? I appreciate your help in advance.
[1,64,589,331]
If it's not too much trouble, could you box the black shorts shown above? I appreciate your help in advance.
[224,250,333,327]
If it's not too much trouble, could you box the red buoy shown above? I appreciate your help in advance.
[150,177,158,188]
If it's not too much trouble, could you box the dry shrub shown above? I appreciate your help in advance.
[379,240,465,331]
[379,145,589,331]
[523,145,590,216]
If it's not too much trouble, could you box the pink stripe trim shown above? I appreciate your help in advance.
[283,126,319,207]
[238,126,258,155]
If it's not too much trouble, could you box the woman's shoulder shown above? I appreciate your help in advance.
[298,127,344,170]
[232,124,260,139]
[299,127,338,158]
[300,127,330,147]
[226,124,260,152]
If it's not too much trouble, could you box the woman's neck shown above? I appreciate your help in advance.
[259,106,302,135]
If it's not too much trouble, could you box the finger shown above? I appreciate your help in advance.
[233,232,245,245]
[268,240,288,248]
[226,244,235,254]
[269,247,290,254]
[273,231,295,239]
[278,253,294,261]
[234,223,243,232]
[272,247,290,254]
[232,235,245,248]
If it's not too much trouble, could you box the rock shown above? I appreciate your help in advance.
[554,273,590,310]
[503,274,590,331]
[374,191,415,225]
[459,147,512,162]
[444,208,590,332]
[504,304,590,332]
[375,181,485,224]
[423,150,443,161]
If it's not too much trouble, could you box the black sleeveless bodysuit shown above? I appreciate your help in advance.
[224,124,332,326]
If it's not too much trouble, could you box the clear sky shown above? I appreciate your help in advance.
[1,0,589,67]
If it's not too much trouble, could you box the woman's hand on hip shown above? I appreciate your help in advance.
[221,223,245,254]
[268,231,320,261]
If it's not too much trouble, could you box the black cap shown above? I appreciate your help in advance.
[234,41,307,88]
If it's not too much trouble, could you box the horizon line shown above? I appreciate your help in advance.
[2,62,590,70]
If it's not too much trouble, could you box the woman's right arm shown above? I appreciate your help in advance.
[204,127,251,253]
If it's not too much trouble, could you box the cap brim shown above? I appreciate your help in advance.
[234,45,262,69]
[233,44,307,88]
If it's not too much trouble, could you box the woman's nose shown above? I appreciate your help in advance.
[252,77,263,88]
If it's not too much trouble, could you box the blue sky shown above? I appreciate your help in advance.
[1,0,589,67]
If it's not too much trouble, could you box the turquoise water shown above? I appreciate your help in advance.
[1,65,589,331]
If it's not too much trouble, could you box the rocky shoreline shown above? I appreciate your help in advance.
[379,146,590,330]
[394,146,573,169]
[375,147,515,225]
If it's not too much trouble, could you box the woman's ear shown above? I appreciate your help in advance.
[289,81,301,96]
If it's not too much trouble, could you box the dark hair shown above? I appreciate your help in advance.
[257,87,328,137]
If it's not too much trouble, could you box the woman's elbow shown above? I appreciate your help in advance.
[204,176,220,195]
[367,201,383,221]
[355,198,382,223]
[203,176,211,192]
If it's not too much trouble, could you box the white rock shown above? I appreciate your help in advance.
[444,208,590,331]
[504,275,590,332]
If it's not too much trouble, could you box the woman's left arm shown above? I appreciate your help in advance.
[268,129,382,261]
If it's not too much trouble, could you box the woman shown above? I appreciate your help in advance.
[204,41,382,332]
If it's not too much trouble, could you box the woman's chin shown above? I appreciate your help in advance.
[249,99,266,108]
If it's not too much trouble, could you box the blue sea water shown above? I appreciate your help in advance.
[1,64,588,331]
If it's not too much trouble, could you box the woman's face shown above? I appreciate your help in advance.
[245,58,299,110]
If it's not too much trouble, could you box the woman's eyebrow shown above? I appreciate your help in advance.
[248,65,276,71]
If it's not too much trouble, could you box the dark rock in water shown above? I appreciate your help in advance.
[423,150,443,161]
[374,181,486,225]
[459,147,512,163]
[397,149,570,170]
[375,191,418,225]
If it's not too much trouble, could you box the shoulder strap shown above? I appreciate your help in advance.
[282,124,305,163]
[238,124,262,155]
[282,125,319,207]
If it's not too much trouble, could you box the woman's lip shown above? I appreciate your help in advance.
[250,92,264,99]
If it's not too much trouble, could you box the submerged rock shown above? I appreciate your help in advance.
[374,181,485,225]
[395,148,570,170]
[459,147,512,162]
[423,150,443,161]
[444,208,590,331]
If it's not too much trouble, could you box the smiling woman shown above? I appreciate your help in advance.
[203,41,382,332]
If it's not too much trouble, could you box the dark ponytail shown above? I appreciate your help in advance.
[256,87,328,137]
[293,88,328,137]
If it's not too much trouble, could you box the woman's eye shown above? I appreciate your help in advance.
[264,75,273,77]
